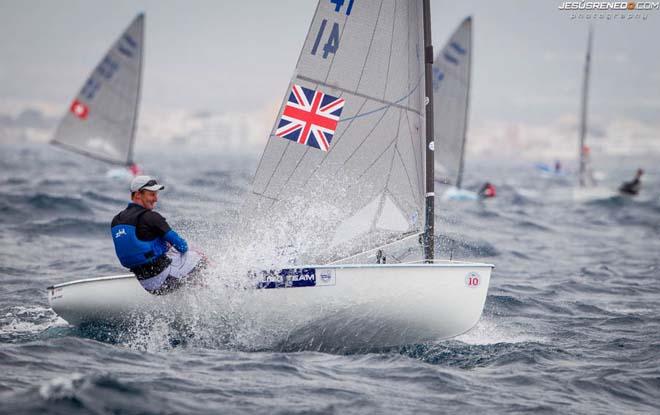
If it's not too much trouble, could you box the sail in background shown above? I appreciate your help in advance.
[241,0,426,264]
[578,27,592,187]
[51,14,144,166]
[432,17,471,188]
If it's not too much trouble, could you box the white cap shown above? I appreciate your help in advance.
[130,175,165,192]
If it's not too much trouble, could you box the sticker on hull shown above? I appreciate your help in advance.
[252,268,336,289]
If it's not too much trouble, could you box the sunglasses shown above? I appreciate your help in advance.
[139,179,159,190]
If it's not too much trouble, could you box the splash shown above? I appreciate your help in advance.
[455,317,546,345]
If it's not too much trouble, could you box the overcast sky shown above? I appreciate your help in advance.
[1,0,659,156]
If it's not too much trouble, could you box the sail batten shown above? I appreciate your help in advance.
[296,75,422,114]
[51,14,144,166]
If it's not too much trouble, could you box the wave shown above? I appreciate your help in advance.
[81,191,126,205]
[22,218,108,237]
[395,340,559,369]
[0,306,67,343]
[2,372,153,415]
[0,192,93,217]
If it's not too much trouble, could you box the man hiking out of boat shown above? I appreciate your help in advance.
[619,168,643,196]
[111,175,205,294]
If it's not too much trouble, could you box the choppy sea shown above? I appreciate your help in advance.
[1,141,659,414]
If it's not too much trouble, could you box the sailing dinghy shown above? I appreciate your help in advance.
[432,18,478,201]
[48,1,493,348]
[50,14,144,178]
[573,28,613,202]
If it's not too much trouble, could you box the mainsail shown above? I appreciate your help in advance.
[432,17,472,188]
[241,0,428,264]
[578,27,592,187]
[51,14,144,166]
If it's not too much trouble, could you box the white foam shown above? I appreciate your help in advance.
[454,318,545,345]
[38,373,85,400]
[0,306,68,336]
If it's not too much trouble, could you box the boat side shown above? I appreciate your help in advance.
[47,263,493,347]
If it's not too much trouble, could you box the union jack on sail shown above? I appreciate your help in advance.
[275,84,345,152]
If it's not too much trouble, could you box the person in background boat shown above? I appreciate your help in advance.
[554,160,561,174]
[128,163,142,177]
[619,168,643,196]
[478,182,496,199]
[111,175,205,294]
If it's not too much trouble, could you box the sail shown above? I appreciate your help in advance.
[432,17,471,188]
[578,27,592,187]
[51,14,144,166]
[241,0,426,264]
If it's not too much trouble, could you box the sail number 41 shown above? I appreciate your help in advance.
[311,0,354,59]
[311,19,340,59]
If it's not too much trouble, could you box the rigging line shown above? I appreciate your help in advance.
[395,144,419,204]
[249,191,278,203]
[297,75,421,116]
[341,105,391,168]
[377,131,401,219]
[367,118,403,233]
[255,136,292,194]
[383,0,397,101]
[354,109,402,183]
[326,231,422,265]
[386,111,404,189]
[404,110,423,201]
[354,0,384,92]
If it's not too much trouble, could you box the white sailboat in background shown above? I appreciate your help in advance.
[573,27,612,201]
[50,14,144,178]
[48,1,493,350]
[431,18,478,201]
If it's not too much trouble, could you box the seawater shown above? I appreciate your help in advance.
[1,142,659,414]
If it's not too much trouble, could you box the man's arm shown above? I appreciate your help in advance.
[164,230,188,253]
[142,211,189,253]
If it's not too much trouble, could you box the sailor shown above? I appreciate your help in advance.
[128,162,142,177]
[554,160,561,174]
[111,175,204,294]
[619,168,643,196]
[478,182,496,199]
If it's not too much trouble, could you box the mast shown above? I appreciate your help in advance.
[126,13,144,167]
[578,27,592,187]
[423,0,435,262]
[455,16,472,190]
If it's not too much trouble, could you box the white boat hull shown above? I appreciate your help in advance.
[441,186,479,201]
[48,262,493,349]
